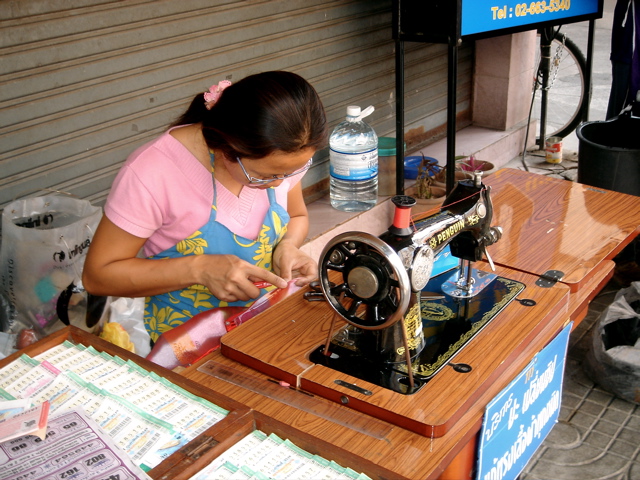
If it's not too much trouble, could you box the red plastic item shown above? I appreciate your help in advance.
[146,281,303,369]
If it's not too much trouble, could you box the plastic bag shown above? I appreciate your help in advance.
[0,194,104,338]
[584,281,640,405]
[104,297,150,357]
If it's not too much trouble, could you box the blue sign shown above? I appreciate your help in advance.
[476,322,572,480]
[462,0,602,36]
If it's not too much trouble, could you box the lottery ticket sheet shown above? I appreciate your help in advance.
[0,341,229,471]
[0,401,49,443]
[0,408,152,480]
[188,430,373,480]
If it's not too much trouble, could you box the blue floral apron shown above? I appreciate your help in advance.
[144,152,289,341]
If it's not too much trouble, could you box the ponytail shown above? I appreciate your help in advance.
[169,93,210,127]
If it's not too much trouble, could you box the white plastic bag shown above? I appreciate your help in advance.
[0,194,104,337]
[106,297,150,357]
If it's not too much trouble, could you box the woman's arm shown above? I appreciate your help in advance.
[82,216,287,303]
[272,183,318,285]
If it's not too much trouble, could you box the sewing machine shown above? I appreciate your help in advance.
[308,173,524,394]
[220,172,533,435]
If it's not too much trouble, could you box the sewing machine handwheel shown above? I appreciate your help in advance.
[318,232,411,330]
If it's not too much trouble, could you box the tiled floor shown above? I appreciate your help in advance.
[505,152,640,480]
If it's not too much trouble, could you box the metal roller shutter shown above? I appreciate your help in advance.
[0,0,471,211]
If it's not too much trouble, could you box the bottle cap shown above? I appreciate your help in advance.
[346,105,375,121]
[346,105,361,117]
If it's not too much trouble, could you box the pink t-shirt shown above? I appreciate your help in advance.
[105,129,302,257]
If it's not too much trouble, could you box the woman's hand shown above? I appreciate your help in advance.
[195,254,287,302]
[272,239,318,286]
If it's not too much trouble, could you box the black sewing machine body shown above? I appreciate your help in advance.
[311,175,524,394]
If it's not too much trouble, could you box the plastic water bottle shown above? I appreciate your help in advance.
[329,105,378,211]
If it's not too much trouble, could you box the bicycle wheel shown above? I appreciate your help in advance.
[533,32,587,140]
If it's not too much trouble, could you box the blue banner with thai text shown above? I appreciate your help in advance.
[476,322,572,480]
[462,0,602,36]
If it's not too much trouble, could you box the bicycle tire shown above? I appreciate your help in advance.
[534,32,587,140]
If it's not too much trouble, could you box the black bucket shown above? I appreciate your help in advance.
[576,115,640,196]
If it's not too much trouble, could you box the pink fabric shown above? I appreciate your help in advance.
[105,128,302,257]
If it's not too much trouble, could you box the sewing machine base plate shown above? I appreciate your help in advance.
[309,275,525,395]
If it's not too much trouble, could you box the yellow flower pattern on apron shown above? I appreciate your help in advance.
[144,153,290,342]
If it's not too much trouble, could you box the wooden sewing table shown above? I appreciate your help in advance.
[485,168,640,327]
[176,169,640,479]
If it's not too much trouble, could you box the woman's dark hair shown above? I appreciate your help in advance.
[171,71,327,160]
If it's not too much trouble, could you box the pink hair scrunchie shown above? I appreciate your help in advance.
[204,80,232,110]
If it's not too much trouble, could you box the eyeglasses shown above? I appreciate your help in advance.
[235,157,313,185]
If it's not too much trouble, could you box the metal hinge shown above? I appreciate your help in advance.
[535,270,565,288]
[182,435,219,459]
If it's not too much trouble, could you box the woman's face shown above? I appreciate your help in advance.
[226,148,315,189]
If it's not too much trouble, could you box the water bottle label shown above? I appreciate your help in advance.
[329,148,378,181]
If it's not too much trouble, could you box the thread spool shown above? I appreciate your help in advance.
[393,206,412,229]
[389,196,416,236]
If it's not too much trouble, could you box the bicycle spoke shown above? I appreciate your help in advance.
[533,32,587,140]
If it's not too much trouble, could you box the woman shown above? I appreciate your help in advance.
[83,71,328,342]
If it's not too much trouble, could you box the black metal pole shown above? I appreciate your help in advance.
[446,40,458,194]
[538,27,553,149]
[395,40,405,195]
[584,19,595,122]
